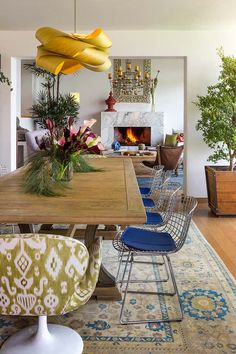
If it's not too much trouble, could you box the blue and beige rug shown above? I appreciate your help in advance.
[137,167,184,189]
[0,222,235,353]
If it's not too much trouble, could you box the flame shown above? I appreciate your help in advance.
[126,128,137,143]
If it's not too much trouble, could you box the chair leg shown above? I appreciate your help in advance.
[120,253,134,324]
[119,251,132,288]
[118,255,169,284]
[119,254,183,325]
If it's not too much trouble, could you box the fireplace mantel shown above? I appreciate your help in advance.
[101,111,164,149]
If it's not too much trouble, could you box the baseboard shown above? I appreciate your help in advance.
[196,197,208,203]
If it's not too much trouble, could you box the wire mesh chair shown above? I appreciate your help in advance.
[139,164,164,196]
[139,165,173,198]
[116,182,182,284]
[113,195,198,324]
[142,174,178,209]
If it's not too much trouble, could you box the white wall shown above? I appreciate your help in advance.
[21,57,184,137]
[0,30,235,197]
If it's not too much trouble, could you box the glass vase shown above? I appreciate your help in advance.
[61,162,73,181]
[151,93,156,112]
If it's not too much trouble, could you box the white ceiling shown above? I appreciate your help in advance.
[0,0,236,31]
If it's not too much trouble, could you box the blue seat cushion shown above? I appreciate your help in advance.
[121,227,176,252]
[145,212,163,225]
[139,187,151,195]
[142,198,155,207]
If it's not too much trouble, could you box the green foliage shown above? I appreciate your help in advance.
[31,92,79,128]
[195,49,236,171]
[72,154,102,173]
[24,150,100,196]
[25,63,79,128]
[0,70,12,90]
[24,150,66,196]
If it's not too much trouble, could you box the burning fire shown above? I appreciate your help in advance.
[126,128,137,143]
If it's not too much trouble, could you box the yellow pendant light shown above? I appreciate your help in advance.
[35,0,112,75]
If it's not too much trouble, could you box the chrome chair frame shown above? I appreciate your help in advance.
[143,181,182,221]
[139,164,172,198]
[113,196,198,324]
[117,182,182,281]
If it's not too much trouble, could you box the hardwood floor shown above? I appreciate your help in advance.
[193,203,236,279]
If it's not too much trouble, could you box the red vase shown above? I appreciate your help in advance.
[105,91,117,112]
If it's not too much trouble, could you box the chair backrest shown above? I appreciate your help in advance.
[151,182,182,223]
[148,165,164,190]
[150,169,172,192]
[163,195,198,251]
[0,234,102,316]
[156,145,184,171]
[25,129,48,158]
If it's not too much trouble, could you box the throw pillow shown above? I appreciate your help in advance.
[164,134,178,147]
[172,129,184,146]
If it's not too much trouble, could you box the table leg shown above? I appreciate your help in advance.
[18,224,34,233]
[85,225,122,301]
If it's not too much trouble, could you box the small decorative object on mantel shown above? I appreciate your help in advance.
[138,143,146,150]
[24,118,104,196]
[111,140,120,151]
[105,91,117,112]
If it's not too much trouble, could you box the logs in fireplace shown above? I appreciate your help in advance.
[114,127,151,146]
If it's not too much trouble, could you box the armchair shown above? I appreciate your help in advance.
[0,233,102,354]
[142,145,184,175]
[25,129,48,158]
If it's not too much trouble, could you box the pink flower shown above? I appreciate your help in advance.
[80,119,97,133]
[98,142,105,151]
[58,137,66,146]
[45,118,55,132]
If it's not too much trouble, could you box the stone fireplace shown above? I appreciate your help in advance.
[101,112,164,149]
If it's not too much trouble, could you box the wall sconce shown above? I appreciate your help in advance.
[71,92,80,103]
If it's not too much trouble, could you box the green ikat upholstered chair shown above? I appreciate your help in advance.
[0,233,102,354]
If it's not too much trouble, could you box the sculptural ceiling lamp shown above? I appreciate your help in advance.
[35,0,112,75]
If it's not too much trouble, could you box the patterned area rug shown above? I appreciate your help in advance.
[0,223,235,353]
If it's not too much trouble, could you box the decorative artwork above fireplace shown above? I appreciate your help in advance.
[113,59,151,103]
[114,127,151,146]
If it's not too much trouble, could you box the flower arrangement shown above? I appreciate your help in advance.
[24,118,104,196]
[150,70,160,110]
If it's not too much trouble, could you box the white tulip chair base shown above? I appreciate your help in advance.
[0,316,83,354]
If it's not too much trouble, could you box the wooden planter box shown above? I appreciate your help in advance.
[205,166,236,216]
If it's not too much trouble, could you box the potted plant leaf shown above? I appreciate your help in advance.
[0,70,12,90]
[195,49,236,216]
[24,63,79,128]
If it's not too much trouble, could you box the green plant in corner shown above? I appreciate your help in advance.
[24,63,79,128]
[195,48,236,171]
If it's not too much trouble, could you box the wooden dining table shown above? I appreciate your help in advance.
[0,157,146,300]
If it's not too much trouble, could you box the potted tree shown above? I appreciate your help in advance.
[195,49,236,216]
